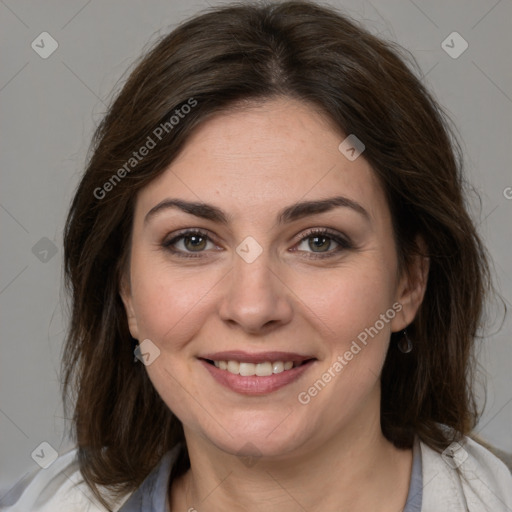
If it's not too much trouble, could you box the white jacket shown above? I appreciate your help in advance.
[1,435,511,511]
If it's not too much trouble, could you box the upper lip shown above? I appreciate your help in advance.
[199,351,316,364]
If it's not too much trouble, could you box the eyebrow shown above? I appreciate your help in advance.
[144,195,370,226]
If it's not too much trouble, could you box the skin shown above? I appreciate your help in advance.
[120,97,429,511]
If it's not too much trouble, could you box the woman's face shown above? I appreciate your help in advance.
[121,97,423,458]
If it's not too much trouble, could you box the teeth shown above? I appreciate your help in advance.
[211,360,296,376]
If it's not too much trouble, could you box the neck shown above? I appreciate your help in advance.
[170,414,413,511]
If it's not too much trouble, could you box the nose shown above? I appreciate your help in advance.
[218,248,294,334]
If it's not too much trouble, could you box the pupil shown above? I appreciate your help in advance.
[186,235,206,251]
[310,236,329,252]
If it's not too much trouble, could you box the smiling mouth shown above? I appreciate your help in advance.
[202,358,315,377]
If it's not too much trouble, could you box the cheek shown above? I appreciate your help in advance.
[129,251,223,348]
[291,268,397,424]
[293,260,397,347]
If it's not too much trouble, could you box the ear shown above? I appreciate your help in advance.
[390,236,430,332]
[119,271,140,340]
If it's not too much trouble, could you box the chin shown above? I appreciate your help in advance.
[198,416,313,460]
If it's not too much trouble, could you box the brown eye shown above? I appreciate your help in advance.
[308,235,332,252]
[183,234,207,251]
[295,228,352,259]
[162,229,215,258]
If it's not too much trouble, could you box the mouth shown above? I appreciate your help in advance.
[201,358,314,376]
[198,351,317,395]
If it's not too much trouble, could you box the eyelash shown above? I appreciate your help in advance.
[161,228,353,260]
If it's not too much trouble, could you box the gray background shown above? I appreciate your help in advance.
[1,0,511,496]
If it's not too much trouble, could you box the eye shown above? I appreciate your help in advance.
[162,227,352,259]
[293,228,352,259]
[162,229,217,258]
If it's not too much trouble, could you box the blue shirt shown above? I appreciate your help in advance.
[119,438,423,511]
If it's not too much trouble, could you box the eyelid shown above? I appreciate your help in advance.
[162,227,215,245]
[291,227,349,244]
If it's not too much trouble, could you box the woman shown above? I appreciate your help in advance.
[3,1,511,511]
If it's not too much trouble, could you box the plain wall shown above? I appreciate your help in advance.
[1,0,511,495]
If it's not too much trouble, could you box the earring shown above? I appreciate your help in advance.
[131,337,140,363]
[398,329,413,353]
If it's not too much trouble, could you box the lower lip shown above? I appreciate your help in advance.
[199,359,316,395]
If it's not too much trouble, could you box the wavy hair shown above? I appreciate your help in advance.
[62,1,493,507]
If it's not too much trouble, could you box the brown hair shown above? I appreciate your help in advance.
[62,0,493,507]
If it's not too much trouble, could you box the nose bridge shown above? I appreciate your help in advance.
[218,238,292,332]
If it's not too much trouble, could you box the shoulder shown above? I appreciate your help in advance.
[0,448,131,512]
[419,434,512,512]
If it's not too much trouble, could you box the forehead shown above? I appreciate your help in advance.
[134,97,387,227]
